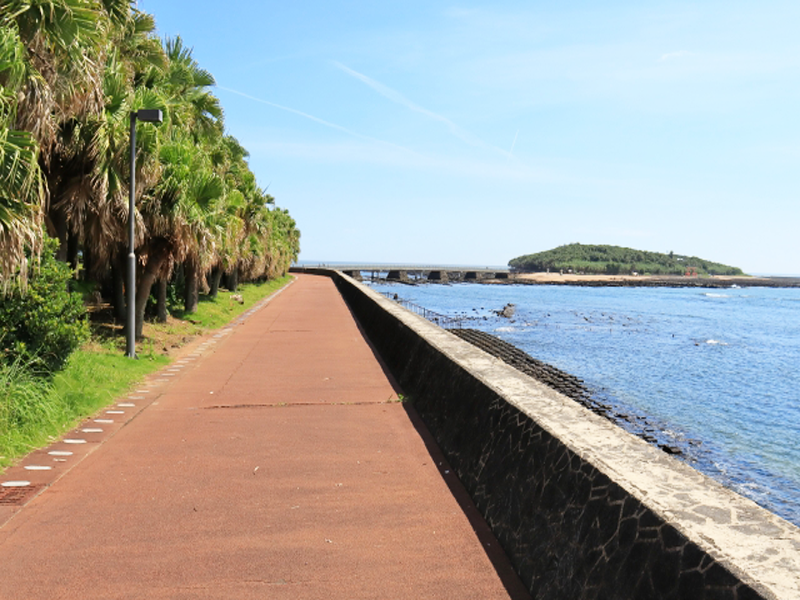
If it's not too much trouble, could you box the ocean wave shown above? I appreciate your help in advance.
[703,293,730,298]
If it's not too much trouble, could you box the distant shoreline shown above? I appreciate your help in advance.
[486,273,800,288]
[293,266,800,288]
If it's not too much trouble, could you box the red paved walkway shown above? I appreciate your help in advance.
[0,274,529,599]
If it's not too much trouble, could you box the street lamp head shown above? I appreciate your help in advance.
[136,108,163,123]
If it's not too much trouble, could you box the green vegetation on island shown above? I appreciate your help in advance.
[509,244,745,276]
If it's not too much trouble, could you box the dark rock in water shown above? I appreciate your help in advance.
[492,303,516,318]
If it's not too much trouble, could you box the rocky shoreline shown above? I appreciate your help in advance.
[450,328,700,458]
[374,271,800,288]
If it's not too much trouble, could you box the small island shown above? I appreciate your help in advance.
[509,244,745,277]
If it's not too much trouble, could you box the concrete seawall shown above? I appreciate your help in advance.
[307,269,800,600]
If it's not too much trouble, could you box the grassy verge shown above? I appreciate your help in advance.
[0,351,169,469]
[0,275,292,469]
[170,276,292,329]
[96,276,293,356]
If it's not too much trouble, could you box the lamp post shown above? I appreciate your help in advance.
[127,109,163,358]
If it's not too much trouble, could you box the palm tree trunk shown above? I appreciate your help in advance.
[135,241,170,340]
[82,246,93,281]
[226,267,239,292]
[51,208,69,262]
[112,258,126,322]
[66,234,79,274]
[156,278,168,323]
[209,265,223,299]
[184,258,198,314]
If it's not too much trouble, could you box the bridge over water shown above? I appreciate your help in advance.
[292,263,512,282]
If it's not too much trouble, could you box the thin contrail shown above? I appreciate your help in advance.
[508,129,520,162]
[217,84,424,157]
[332,61,458,128]
[331,61,511,158]
[217,85,373,142]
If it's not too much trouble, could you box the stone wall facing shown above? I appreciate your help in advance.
[307,270,799,600]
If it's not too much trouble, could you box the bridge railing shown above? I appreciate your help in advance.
[294,263,509,274]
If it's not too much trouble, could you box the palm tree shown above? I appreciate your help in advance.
[0,62,40,280]
[2,0,126,281]
[78,8,167,319]
[0,20,45,281]
[2,3,301,339]
[161,36,223,142]
[130,36,224,320]
[3,0,106,151]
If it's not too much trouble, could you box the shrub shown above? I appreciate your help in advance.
[0,356,57,458]
[0,237,89,373]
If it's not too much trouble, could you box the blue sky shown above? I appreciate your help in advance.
[138,1,800,274]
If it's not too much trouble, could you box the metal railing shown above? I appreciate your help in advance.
[381,292,464,329]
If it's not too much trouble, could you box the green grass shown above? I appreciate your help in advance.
[0,359,53,467]
[196,276,292,328]
[0,350,168,468]
[169,275,292,329]
[0,275,293,470]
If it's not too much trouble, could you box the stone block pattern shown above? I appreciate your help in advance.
[335,276,766,600]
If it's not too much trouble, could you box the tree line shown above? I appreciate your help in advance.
[0,1,300,342]
[509,244,745,276]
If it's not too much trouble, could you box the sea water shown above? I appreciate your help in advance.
[368,281,800,527]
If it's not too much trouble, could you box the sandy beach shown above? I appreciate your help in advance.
[514,273,738,283]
